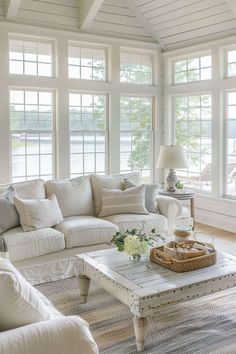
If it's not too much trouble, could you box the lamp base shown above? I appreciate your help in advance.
[166,169,177,192]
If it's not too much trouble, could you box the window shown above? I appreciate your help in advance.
[226,50,236,77]
[120,96,153,182]
[175,94,212,192]
[225,92,236,197]
[68,45,106,80]
[10,89,54,182]
[9,38,53,76]
[174,55,211,84]
[120,51,152,85]
[69,93,107,176]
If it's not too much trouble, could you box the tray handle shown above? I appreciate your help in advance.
[153,249,173,264]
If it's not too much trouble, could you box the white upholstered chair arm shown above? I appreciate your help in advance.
[156,196,182,234]
[0,316,98,354]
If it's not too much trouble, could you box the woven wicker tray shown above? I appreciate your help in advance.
[150,243,217,272]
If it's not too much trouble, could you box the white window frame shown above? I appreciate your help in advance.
[120,94,154,181]
[120,47,155,86]
[9,88,56,181]
[8,34,56,78]
[69,91,109,177]
[223,45,236,79]
[172,50,212,86]
[68,41,109,82]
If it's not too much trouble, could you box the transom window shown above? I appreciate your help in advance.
[10,89,54,182]
[175,94,212,192]
[120,96,153,182]
[68,45,106,81]
[225,92,236,197]
[174,55,211,84]
[226,50,236,77]
[120,51,152,85]
[9,38,53,76]
[69,93,107,176]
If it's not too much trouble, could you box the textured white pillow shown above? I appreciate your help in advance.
[0,179,46,199]
[0,257,61,331]
[91,172,141,216]
[0,186,20,233]
[99,184,149,217]
[45,176,94,217]
[13,194,63,232]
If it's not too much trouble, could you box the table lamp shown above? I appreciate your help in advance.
[156,145,187,192]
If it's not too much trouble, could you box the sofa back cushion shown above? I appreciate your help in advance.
[0,179,46,199]
[0,257,61,331]
[99,185,149,217]
[91,172,141,216]
[45,176,94,217]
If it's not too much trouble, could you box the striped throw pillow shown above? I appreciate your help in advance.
[98,184,149,217]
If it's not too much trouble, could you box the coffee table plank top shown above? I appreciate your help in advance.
[77,249,236,299]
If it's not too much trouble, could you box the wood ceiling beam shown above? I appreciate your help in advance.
[5,0,21,19]
[79,0,104,31]
[225,0,236,17]
[127,0,166,50]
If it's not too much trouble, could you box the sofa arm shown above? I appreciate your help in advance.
[0,316,98,354]
[156,196,182,234]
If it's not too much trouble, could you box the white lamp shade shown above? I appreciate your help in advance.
[156,145,187,169]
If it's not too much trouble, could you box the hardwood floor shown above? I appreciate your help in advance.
[194,222,236,256]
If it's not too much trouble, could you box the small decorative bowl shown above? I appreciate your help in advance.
[174,226,192,238]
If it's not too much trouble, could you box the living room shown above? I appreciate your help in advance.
[0,0,236,353]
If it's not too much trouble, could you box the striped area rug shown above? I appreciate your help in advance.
[37,277,236,354]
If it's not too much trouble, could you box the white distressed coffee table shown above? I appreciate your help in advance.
[76,248,236,351]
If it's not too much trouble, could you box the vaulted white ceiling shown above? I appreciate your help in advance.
[1,0,236,50]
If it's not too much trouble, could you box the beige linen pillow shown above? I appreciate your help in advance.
[98,184,149,217]
[13,194,63,232]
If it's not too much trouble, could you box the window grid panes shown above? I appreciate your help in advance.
[120,96,153,182]
[69,93,107,176]
[10,89,54,182]
[225,92,236,197]
[175,94,212,192]
[227,50,236,77]
[174,55,211,84]
[68,46,106,81]
[9,39,53,76]
[120,51,152,85]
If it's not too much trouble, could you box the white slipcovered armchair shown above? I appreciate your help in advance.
[0,257,98,354]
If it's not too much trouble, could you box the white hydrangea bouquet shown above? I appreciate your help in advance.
[112,228,165,261]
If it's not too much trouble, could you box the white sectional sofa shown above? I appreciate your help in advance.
[0,172,182,284]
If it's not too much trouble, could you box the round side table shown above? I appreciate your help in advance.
[158,189,195,229]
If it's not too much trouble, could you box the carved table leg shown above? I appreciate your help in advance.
[78,275,91,303]
[133,316,148,352]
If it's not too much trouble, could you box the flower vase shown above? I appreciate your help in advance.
[129,253,141,262]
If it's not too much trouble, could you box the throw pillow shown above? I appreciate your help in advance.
[13,194,63,232]
[0,257,61,331]
[98,184,149,217]
[91,172,141,216]
[45,176,94,217]
[0,186,20,233]
[124,179,159,213]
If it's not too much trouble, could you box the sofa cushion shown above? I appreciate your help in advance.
[124,179,159,213]
[0,187,20,233]
[91,172,141,216]
[55,216,118,248]
[0,179,46,199]
[2,227,65,262]
[99,185,148,217]
[14,194,63,232]
[102,213,167,234]
[45,176,94,217]
[0,257,61,331]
